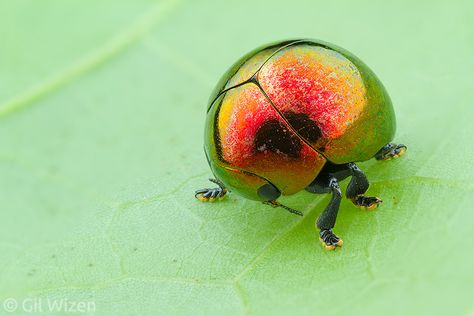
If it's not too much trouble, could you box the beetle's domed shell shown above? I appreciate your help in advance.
[205,39,396,200]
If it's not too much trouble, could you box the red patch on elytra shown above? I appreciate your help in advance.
[257,46,366,140]
[217,83,325,194]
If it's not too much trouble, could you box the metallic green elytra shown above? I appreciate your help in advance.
[195,39,406,250]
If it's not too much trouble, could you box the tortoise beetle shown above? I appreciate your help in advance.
[195,39,406,250]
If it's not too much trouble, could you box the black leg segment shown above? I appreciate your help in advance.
[316,177,342,230]
[345,163,369,198]
[346,163,382,210]
[316,177,344,250]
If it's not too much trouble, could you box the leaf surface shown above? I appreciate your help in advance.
[1,0,473,315]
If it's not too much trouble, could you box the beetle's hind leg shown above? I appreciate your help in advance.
[195,178,228,202]
[375,143,407,160]
[346,163,382,210]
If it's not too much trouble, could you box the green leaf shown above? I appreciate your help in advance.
[1,0,473,315]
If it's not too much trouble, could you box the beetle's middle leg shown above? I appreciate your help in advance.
[346,163,382,210]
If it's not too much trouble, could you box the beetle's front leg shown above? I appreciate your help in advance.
[317,177,344,250]
[346,163,382,210]
[375,143,407,160]
[195,178,228,202]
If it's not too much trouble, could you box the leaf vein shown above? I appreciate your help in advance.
[0,0,183,119]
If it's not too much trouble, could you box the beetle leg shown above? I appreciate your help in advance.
[316,177,343,250]
[375,143,407,160]
[346,163,382,210]
[195,178,228,202]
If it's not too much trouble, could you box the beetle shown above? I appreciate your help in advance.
[195,39,406,250]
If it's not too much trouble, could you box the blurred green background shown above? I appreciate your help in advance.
[1,0,473,315]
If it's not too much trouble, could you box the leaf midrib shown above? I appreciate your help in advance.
[0,0,183,119]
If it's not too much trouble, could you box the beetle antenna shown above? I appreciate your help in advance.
[264,200,303,216]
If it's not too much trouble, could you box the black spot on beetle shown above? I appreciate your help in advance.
[284,111,322,143]
[254,119,301,158]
